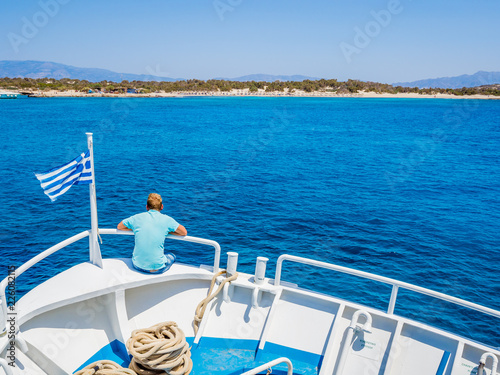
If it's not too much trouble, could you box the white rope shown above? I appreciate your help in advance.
[73,360,136,375]
[127,321,192,375]
[193,270,238,335]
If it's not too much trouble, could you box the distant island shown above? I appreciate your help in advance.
[0,60,318,84]
[394,71,500,89]
[2,60,500,90]
[1,76,499,99]
[1,60,500,99]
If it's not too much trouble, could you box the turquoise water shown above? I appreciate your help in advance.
[0,97,499,347]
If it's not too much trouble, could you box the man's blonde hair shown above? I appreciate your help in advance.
[147,193,162,210]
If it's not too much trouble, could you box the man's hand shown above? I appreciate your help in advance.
[169,224,187,236]
[117,221,132,231]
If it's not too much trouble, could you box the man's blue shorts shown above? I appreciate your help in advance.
[133,253,176,274]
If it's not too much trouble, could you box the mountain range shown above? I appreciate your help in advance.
[0,61,316,83]
[0,60,179,82]
[1,60,499,88]
[215,74,319,82]
[394,71,500,89]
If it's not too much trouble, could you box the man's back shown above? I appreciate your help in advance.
[118,193,187,272]
[124,210,179,270]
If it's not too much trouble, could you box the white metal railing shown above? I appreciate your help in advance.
[0,230,91,335]
[275,254,500,319]
[240,357,293,375]
[0,229,221,334]
[97,229,222,272]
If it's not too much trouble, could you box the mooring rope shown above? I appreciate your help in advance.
[193,270,238,335]
[126,321,192,375]
[73,360,136,375]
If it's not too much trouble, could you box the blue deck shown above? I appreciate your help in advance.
[74,337,322,374]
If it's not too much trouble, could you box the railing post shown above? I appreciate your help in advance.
[274,255,285,286]
[388,285,399,314]
[213,242,220,274]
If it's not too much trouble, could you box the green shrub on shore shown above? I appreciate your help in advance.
[0,76,498,96]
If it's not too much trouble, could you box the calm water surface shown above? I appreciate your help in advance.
[0,97,499,346]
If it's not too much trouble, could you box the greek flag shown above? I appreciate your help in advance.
[35,150,93,201]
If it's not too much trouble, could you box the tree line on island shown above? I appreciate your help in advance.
[1,77,499,96]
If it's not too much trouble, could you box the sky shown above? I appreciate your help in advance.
[1,0,500,83]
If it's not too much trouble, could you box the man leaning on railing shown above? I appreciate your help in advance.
[117,193,187,274]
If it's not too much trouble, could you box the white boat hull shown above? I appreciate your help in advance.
[1,256,498,375]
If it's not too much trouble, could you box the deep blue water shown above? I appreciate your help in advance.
[1,97,499,347]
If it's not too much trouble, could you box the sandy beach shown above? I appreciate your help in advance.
[22,88,500,99]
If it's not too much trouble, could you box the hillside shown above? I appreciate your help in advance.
[0,60,317,83]
[0,60,178,82]
[2,76,499,98]
[394,71,500,89]
[217,74,319,82]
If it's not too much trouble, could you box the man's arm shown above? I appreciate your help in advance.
[117,221,132,231]
[169,224,187,236]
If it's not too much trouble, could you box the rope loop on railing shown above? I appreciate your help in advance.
[193,270,238,335]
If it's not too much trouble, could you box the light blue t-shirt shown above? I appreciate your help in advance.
[123,210,179,270]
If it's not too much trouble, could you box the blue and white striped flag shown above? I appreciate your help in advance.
[35,150,93,201]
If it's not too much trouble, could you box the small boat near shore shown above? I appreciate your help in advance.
[0,91,23,99]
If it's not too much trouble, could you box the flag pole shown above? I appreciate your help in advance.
[86,133,103,268]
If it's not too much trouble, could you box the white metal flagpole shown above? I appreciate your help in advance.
[86,133,103,268]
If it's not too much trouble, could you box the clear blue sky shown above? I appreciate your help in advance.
[1,0,499,83]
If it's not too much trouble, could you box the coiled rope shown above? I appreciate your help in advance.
[126,321,192,375]
[74,360,136,375]
[193,270,238,335]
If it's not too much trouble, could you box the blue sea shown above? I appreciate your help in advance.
[1,97,499,347]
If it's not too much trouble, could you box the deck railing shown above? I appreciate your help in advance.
[275,254,500,319]
[240,357,293,375]
[3,233,499,343]
[98,229,221,272]
[0,229,221,335]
